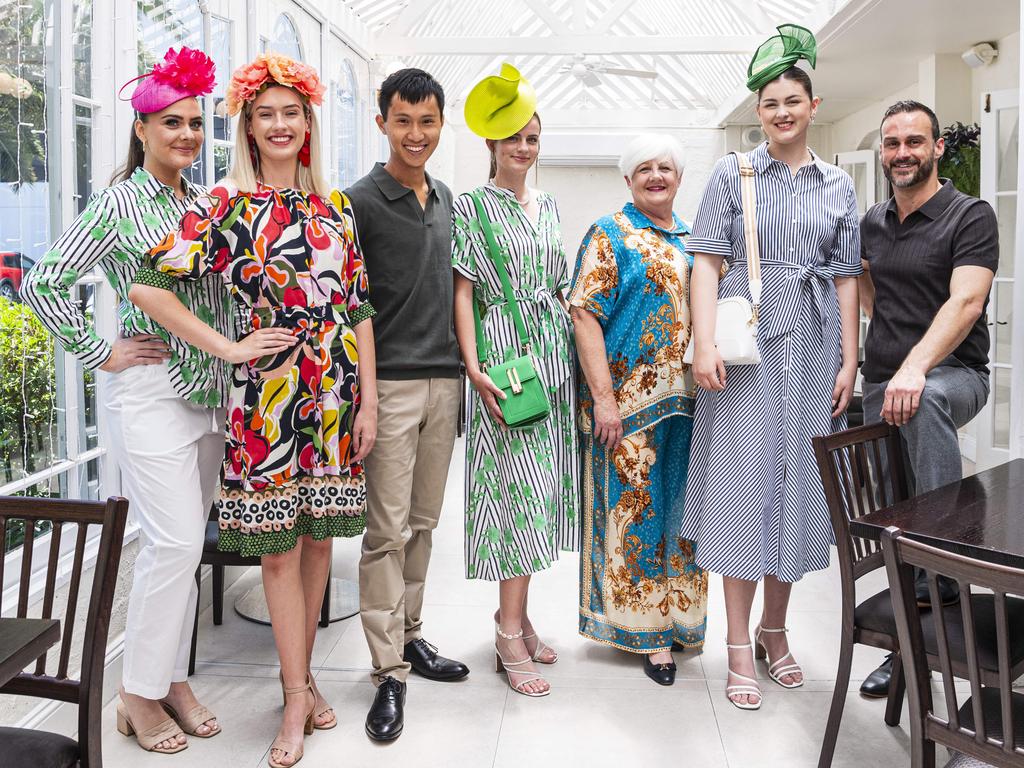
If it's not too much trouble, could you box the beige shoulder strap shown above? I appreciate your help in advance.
[730,151,762,318]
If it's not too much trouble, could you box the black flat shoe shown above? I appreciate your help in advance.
[403,638,470,682]
[915,573,960,608]
[365,677,405,742]
[643,654,676,686]
[860,654,893,698]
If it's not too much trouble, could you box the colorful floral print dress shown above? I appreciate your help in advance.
[140,182,375,557]
[568,203,708,652]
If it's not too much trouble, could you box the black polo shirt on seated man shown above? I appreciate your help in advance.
[860,178,999,383]
[345,162,460,380]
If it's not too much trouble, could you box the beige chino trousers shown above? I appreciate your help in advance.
[359,377,460,684]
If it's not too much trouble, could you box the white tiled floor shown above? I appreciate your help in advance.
[99,437,941,768]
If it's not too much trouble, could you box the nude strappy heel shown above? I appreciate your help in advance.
[280,671,336,730]
[755,625,804,689]
[116,701,188,754]
[495,626,551,697]
[725,642,762,711]
[159,700,220,738]
[268,676,314,768]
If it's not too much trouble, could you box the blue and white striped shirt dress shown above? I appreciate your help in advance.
[680,143,862,582]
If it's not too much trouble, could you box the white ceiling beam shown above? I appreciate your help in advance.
[572,0,586,33]
[374,35,764,56]
[383,0,436,38]
[589,0,634,35]
[522,0,568,35]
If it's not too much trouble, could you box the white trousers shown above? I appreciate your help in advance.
[104,363,224,699]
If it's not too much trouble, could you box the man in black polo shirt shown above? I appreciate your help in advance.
[858,100,998,697]
[345,69,468,742]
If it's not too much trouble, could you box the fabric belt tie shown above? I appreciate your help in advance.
[255,304,339,344]
[732,258,834,341]
[487,287,563,331]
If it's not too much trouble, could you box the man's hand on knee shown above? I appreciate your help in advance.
[882,366,926,426]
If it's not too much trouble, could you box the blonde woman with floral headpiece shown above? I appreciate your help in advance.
[130,52,377,768]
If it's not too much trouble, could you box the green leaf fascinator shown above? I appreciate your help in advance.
[746,24,817,92]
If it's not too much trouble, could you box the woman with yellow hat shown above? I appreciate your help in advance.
[453,63,579,697]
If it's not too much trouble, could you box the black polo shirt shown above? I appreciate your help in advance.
[345,163,460,380]
[861,179,998,383]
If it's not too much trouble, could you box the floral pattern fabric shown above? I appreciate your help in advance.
[141,182,374,556]
[452,184,579,581]
[568,203,708,651]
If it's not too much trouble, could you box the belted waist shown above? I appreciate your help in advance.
[486,287,561,311]
[253,303,344,343]
[729,258,836,341]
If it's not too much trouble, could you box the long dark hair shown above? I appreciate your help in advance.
[110,115,148,184]
[488,112,542,179]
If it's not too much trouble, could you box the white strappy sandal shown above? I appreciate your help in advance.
[755,625,804,689]
[725,642,762,710]
[522,631,558,664]
[495,626,551,698]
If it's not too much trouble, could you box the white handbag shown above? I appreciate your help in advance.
[683,150,762,366]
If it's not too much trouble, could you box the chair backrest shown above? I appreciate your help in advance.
[882,526,1024,767]
[0,496,129,768]
[812,422,910,585]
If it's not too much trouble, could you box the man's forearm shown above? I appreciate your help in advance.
[900,294,983,375]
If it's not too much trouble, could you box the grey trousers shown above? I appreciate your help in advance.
[862,363,990,495]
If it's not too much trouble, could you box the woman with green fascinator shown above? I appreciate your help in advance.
[682,25,862,710]
[452,63,579,698]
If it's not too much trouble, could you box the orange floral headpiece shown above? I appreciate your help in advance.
[225,52,325,116]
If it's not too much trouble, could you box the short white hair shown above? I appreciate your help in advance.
[618,133,686,178]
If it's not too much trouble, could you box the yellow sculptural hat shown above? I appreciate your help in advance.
[464,63,537,140]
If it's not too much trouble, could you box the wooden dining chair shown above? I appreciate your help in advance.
[0,496,129,768]
[882,526,1024,768]
[813,421,913,768]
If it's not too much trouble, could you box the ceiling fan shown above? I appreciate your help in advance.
[559,54,658,87]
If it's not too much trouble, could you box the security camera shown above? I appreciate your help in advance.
[962,43,998,69]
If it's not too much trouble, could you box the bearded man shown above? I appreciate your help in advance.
[857,100,998,698]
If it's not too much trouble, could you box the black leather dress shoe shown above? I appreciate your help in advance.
[403,638,470,681]
[643,654,677,686]
[915,573,960,608]
[860,653,893,698]
[365,677,405,741]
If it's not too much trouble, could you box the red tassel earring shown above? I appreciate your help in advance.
[298,129,311,167]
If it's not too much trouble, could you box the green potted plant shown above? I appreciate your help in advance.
[939,121,981,198]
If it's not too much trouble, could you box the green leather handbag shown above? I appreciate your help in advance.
[470,190,551,429]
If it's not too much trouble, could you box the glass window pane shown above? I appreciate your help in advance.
[993,367,1010,450]
[994,281,1013,366]
[211,16,232,144]
[72,0,93,98]
[997,194,1015,278]
[997,108,1018,192]
[332,60,359,190]
[74,104,92,215]
[214,143,231,180]
[137,0,201,72]
[269,14,303,60]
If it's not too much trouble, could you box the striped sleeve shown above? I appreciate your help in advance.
[22,191,119,369]
[830,176,864,278]
[686,154,738,259]
[551,197,570,293]
[451,192,481,282]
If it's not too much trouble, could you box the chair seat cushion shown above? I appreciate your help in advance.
[958,687,1024,751]
[0,726,79,768]
[854,591,1024,672]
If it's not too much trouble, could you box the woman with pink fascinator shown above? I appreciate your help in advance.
[23,47,236,753]
[130,52,376,768]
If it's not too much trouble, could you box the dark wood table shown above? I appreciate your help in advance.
[850,458,1024,569]
[0,618,60,687]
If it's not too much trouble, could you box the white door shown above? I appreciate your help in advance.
[976,89,1019,470]
[835,149,877,393]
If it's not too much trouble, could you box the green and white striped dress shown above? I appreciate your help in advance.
[452,183,580,581]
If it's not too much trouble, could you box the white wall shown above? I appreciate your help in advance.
[973,31,1021,122]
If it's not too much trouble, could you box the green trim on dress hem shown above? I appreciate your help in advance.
[217,512,365,557]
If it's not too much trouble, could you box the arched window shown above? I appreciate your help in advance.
[332,59,360,190]
[268,13,303,61]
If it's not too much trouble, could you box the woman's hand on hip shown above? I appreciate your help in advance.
[693,345,727,391]
[593,394,623,452]
[226,328,297,364]
[351,403,377,462]
[98,334,171,373]
[469,370,506,426]
[832,363,857,418]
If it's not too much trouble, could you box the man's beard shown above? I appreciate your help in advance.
[883,153,936,189]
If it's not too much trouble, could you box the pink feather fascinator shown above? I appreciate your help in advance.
[118,47,217,114]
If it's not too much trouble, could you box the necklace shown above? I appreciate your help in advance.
[516,191,531,206]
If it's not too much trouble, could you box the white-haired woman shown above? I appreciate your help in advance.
[568,134,708,687]
[130,53,376,768]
